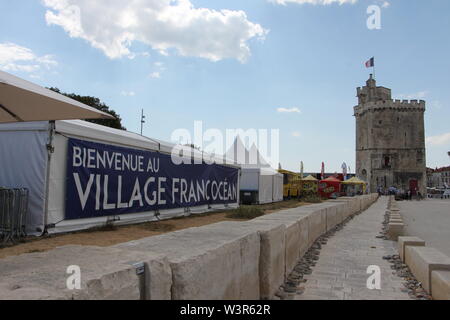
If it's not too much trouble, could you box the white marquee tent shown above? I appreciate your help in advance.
[0,120,240,235]
[225,137,283,205]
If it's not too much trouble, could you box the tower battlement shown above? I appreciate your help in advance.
[354,99,426,116]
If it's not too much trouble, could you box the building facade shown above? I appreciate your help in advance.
[354,75,427,194]
[428,166,450,189]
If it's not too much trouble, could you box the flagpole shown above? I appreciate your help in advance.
[373,57,376,80]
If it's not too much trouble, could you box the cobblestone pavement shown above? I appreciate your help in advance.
[294,197,412,300]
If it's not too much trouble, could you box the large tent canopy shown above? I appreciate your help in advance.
[0,70,113,123]
[225,136,272,169]
[225,136,283,204]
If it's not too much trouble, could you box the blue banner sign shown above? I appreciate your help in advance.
[66,138,239,220]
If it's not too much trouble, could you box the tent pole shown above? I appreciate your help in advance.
[42,120,55,235]
[0,103,24,122]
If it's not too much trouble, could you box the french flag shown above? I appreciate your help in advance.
[365,57,375,68]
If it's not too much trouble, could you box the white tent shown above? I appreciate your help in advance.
[0,70,113,123]
[0,120,240,234]
[225,137,283,205]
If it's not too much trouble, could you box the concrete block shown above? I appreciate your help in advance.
[222,220,286,299]
[405,246,450,294]
[339,197,360,216]
[323,204,339,231]
[389,218,403,225]
[431,271,450,300]
[115,223,260,300]
[254,214,302,277]
[388,222,404,241]
[389,208,401,214]
[325,200,348,223]
[306,207,327,245]
[0,245,171,300]
[398,237,425,262]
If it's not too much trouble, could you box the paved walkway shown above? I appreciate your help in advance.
[294,197,412,300]
[400,199,450,257]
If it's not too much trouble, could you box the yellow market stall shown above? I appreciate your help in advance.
[300,175,319,195]
[341,177,367,196]
[278,169,302,198]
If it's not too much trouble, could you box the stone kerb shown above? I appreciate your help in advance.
[405,246,450,294]
[431,271,450,300]
[398,236,425,262]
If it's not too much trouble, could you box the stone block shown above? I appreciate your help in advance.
[224,220,286,299]
[325,200,348,222]
[398,237,425,262]
[0,245,171,300]
[254,214,302,277]
[431,271,450,300]
[387,222,404,241]
[115,223,260,300]
[405,246,450,294]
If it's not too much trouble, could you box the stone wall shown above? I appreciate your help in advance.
[0,194,380,300]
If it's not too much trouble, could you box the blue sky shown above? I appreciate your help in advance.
[1,0,449,173]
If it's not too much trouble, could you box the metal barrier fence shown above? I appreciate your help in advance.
[0,188,29,245]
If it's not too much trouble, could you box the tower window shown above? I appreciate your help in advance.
[384,156,391,167]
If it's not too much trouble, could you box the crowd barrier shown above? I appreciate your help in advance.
[0,188,29,245]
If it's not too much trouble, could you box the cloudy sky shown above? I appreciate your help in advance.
[1,0,449,172]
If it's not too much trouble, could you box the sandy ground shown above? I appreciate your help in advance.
[399,198,450,257]
[0,200,310,259]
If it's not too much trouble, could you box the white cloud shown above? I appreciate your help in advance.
[381,1,390,8]
[0,42,58,74]
[426,133,450,146]
[396,91,428,100]
[120,91,136,97]
[43,0,267,63]
[270,0,357,5]
[292,131,301,138]
[149,72,161,79]
[148,61,166,79]
[277,107,302,114]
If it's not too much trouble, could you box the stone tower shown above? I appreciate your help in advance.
[354,75,426,195]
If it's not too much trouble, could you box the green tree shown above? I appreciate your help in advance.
[48,87,126,130]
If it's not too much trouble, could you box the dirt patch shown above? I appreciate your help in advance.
[0,200,310,260]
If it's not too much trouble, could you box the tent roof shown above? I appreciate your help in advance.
[302,175,318,181]
[0,119,240,168]
[225,136,272,169]
[0,70,114,123]
[321,176,341,182]
[342,177,367,184]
